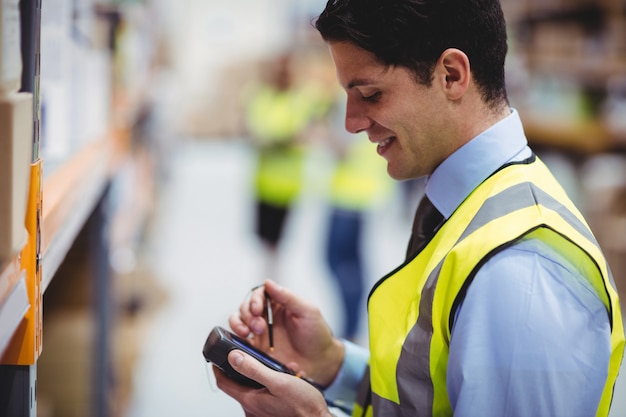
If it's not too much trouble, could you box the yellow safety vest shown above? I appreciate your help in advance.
[246,85,330,206]
[354,156,625,417]
[329,139,391,211]
[246,86,325,146]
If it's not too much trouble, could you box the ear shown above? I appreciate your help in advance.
[437,48,471,100]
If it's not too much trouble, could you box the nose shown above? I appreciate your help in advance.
[344,97,371,134]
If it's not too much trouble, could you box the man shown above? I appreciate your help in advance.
[214,1,625,416]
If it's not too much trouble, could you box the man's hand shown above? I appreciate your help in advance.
[229,279,344,386]
[214,349,334,417]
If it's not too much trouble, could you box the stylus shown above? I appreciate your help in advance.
[265,291,274,351]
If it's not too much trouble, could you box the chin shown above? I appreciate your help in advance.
[384,164,404,180]
[388,166,424,182]
[386,169,408,181]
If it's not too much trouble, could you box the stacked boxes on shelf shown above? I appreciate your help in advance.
[0,0,32,263]
[39,0,112,170]
[39,0,72,165]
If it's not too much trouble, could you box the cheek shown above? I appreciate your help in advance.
[399,120,441,177]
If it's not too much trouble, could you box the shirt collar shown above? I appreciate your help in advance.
[425,108,530,218]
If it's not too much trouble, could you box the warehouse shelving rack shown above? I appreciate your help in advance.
[0,1,131,416]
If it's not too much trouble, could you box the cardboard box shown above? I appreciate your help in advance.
[0,92,33,262]
[36,308,94,417]
[0,0,22,96]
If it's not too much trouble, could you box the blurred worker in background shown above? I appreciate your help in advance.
[244,51,330,279]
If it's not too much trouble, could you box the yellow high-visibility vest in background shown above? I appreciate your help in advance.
[329,138,391,211]
[246,85,329,207]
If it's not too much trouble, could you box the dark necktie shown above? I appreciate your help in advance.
[406,195,444,259]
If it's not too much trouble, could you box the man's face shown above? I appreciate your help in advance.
[329,41,451,180]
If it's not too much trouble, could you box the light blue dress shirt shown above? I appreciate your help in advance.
[324,109,612,417]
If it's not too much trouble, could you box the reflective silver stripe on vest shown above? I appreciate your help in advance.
[355,366,371,411]
[461,182,596,244]
[463,182,616,292]
[374,181,605,416]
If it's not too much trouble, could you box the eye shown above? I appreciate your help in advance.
[362,91,382,103]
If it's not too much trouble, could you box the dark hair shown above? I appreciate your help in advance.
[315,0,509,107]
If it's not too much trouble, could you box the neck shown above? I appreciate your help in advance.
[457,96,510,144]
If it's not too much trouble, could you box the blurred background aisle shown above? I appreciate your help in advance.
[122,138,408,417]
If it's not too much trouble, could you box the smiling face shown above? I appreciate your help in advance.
[329,41,458,180]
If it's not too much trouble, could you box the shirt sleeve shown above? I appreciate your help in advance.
[323,339,369,413]
[447,237,612,417]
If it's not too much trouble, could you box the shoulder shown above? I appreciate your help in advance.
[447,236,613,417]
[453,234,610,330]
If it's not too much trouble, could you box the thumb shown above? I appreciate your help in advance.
[229,350,274,389]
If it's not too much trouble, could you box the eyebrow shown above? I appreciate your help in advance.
[347,78,376,90]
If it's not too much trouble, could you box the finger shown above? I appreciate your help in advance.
[235,292,267,336]
[239,313,267,336]
[249,286,266,317]
[229,312,253,338]
[263,280,314,316]
[285,361,310,380]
